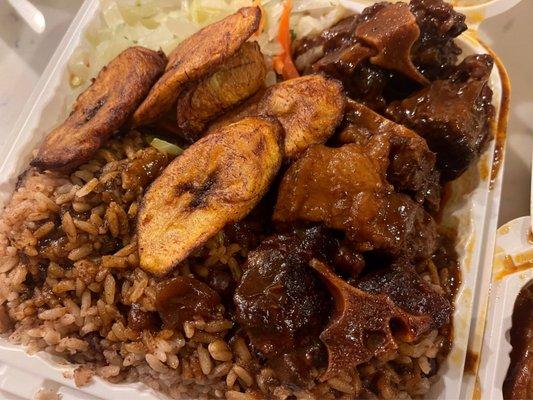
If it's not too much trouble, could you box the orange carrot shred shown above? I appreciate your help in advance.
[273,0,300,80]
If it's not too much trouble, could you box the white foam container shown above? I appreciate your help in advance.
[0,1,519,399]
[474,216,533,400]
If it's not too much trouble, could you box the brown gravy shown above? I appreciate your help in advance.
[503,280,533,399]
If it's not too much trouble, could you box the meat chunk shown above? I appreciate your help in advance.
[209,75,346,159]
[293,0,469,107]
[155,276,221,328]
[273,144,437,261]
[176,42,266,139]
[138,117,283,275]
[310,259,433,380]
[234,228,332,357]
[32,47,166,171]
[312,43,373,77]
[386,55,494,181]
[338,100,439,207]
[294,15,360,71]
[293,14,390,110]
[356,264,451,329]
[410,0,467,79]
[234,228,332,386]
[133,7,261,126]
[503,281,533,400]
[355,2,428,85]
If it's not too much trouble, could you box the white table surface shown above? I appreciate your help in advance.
[0,0,531,226]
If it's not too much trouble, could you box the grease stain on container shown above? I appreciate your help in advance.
[464,349,479,374]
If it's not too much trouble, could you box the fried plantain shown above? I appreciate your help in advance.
[32,46,166,171]
[133,7,261,127]
[176,42,266,139]
[208,75,345,159]
[138,117,283,276]
[258,75,345,158]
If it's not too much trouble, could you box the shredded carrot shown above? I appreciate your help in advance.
[272,0,299,80]
[253,0,266,37]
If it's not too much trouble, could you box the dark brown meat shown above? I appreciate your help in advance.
[386,55,494,181]
[234,228,337,387]
[234,227,332,358]
[312,43,373,77]
[267,338,327,388]
[337,100,439,208]
[310,259,433,381]
[503,281,533,400]
[293,0,470,108]
[155,276,220,329]
[410,0,467,79]
[273,144,437,262]
[355,2,428,85]
[175,41,266,138]
[293,13,391,110]
[32,47,167,171]
[293,15,360,67]
[356,264,451,329]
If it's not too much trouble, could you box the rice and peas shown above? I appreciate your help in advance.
[0,1,457,399]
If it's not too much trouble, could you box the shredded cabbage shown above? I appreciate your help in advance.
[66,0,350,107]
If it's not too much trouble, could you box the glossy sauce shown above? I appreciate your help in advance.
[503,281,533,399]
[479,40,511,189]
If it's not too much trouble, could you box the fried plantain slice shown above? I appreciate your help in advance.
[258,75,345,158]
[176,41,266,139]
[32,46,166,171]
[138,117,283,276]
[132,7,261,127]
[208,75,345,159]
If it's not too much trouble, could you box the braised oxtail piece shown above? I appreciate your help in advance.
[273,144,437,261]
[234,228,333,386]
[356,263,452,330]
[337,100,440,208]
[155,276,221,329]
[32,47,167,171]
[355,2,429,85]
[410,0,467,79]
[386,54,494,181]
[310,259,433,380]
[293,0,468,108]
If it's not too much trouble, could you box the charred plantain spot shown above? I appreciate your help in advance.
[79,97,108,126]
[175,171,218,209]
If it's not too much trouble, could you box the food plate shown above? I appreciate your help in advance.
[0,0,515,399]
[475,216,533,400]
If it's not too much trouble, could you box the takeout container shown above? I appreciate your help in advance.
[0,0,518,399]
[474,216,533,400]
